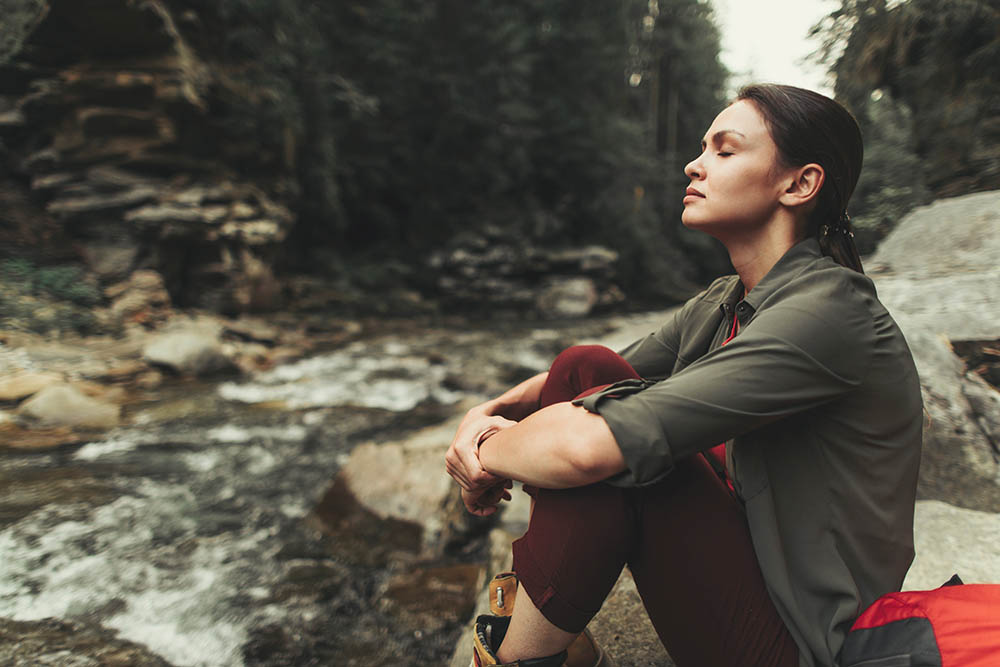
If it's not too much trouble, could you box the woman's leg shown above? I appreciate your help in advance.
[506,458,798,666]
[538,345,640,408]
[627,455,799,667]
[498,346,798,665]
[497,345,639,661]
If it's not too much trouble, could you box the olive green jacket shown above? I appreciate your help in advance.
[575,239,923,667]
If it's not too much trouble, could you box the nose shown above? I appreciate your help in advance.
[684,154,703,180]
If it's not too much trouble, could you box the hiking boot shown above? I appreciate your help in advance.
[482,572,617,667]
[472,614,568,666]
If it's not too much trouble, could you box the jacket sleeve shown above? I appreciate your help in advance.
[615,306,685,382]
[576,299,876,487]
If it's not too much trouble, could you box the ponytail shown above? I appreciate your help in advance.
[818,212,865,274]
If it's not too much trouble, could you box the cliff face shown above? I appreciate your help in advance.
[0,0,292,313]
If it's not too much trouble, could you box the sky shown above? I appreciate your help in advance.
[709,0,840,96]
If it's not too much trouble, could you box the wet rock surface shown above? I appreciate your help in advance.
[0,309,623,666]
[0,617,174,667]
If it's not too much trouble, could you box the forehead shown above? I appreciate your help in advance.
[704,100,771,142]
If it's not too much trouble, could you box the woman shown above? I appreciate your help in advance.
[445,84,923,667]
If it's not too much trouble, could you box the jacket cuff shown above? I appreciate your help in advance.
[572,379,674,487]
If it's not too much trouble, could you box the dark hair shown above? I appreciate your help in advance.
[736,83,865,273]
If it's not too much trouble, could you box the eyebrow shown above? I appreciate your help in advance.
[701,129,747,148]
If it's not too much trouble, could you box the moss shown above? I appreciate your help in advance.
[0,258,101,335]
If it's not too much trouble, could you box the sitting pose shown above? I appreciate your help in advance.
[446,84,923,667]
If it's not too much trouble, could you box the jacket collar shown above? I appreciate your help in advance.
[724,238,825,324]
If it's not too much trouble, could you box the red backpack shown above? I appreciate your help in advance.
[840,575,1000,667]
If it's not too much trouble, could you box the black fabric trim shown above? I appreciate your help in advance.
[840,617,941,667]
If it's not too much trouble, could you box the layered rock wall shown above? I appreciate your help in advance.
[0,0,292,312]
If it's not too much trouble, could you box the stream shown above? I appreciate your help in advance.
[0,314,662,665]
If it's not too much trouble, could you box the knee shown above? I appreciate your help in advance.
[549,345,618,375]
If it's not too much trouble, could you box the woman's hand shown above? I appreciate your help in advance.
[461,479,513,516]
[445,407,517,492]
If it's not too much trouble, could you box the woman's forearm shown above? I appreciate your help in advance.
[480,371,548,421]
[477,401,626,488]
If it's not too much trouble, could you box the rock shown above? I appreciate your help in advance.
[0,420,89,450]
[80,241,140,280]
[107,269,172,325]
[330,413,465,548]
[1,1,295,318]
[535,277,599,319]
[0,617,173,667]
[45,185,159,217]
[961,371,1000,451]
[124,202,229,225]
[0,0,48,66]
[0,371,62,401]
[868,191,1000,510]
[382,563,484,635]
[904,500,1000,591]
[429,237,624,316]
[17,383,120,429]
[142,330,234,376]
[223,317,280,345]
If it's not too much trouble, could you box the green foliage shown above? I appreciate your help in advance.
[849,92,931,254]
[814,0,1000,206]
[0,259,100,334]
[187,0,729,297]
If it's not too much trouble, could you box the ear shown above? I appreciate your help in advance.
[778,163,825,210]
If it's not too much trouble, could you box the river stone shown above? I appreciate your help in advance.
[0,371,62,402]
[334,413,463,547]
[143,330,233,376]
[0,420,88,450]
[17,383,120,429]
[0,617,173,667]
[80,241,140,280]
[535,277,599,319]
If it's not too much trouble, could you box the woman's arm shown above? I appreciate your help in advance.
[445,372,548,493]
[479,371,548,421]
[477,401,626,488]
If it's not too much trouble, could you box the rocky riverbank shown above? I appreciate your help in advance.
[1,193,998,666]
[335,191,1000,665]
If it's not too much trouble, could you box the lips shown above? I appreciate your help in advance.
[685,187,705,198]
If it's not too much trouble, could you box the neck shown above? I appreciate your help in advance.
[722,222,802,293]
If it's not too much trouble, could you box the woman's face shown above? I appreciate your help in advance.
[681,100,791,237]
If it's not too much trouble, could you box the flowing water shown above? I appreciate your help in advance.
[0,316,653,665]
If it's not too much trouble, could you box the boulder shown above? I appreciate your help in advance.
[428,234,624,317]
[142,329,233,376]
[535,277,599,319]
[0,371,62,402]
[107,269,172,325]
[17,383,120,429]
[868,191,1000,510]
[0,617,171,667]
[80,241,140,280]
[328,412,465,549]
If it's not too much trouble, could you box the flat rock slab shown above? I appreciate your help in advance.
[142,330,233,376]
[17,383,120,429]
[0,371,62,402]
[904,499,1000,591]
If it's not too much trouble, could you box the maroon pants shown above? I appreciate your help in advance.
[511,345,799,667]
